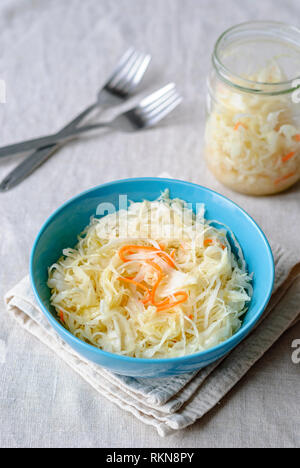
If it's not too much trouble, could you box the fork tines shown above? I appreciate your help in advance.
[138,83,182,127]
[105,48,151,97]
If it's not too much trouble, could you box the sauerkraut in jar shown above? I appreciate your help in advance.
[205,22,300,195]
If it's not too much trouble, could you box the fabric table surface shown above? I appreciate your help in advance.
[0,0,299,448]
[4,243,300,437]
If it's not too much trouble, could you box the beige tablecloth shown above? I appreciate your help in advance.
[0,0,299,448]
[4,245,300,436]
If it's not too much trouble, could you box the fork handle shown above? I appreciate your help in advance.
[0,102,97,158]
[0,102,98,188]
[0,123,111,190]
[0,144,65,191]
[0,121,109,158]
[0,122,110,191]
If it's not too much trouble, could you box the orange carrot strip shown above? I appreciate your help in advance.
[144,260,177,308]
[294,134,300,142]
[205,238,226,250]
[119,276,151,304]
[155,293,184,310]
[142,260,163,305]
[282,151,296,163]
[157,251,176,268]
[152,297,171,308]
[156,291,188,312]
[119,245,159,262]
[118,276,150,294]
[141,293,152,304]
[234,122,247,131]
[146,260,163,274]
[274,172,296,185]
[59,311,64,323]
[119,246,183,310]
[119,244,176,268]
[146,260,163,305]
[204,238,213,246]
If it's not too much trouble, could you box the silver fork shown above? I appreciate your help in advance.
[0,84,181,191]
[0,48,151,159]
[4,84,181,147]
[0,48,150,191]
[72,83,182,133]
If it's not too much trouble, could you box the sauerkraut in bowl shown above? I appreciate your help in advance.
[47,191,253,359]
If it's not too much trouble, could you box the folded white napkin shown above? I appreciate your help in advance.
[4,242,300,436]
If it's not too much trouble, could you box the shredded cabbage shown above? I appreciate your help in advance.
[48,191,253,358]
[205,61,300,194]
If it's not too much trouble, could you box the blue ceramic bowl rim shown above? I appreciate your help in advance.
[30,177,275,364]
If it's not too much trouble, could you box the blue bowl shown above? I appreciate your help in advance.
[30,178,274,377]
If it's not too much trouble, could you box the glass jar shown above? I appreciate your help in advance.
[205,21,300,195]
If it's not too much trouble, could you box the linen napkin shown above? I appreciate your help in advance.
[4,242,300,436]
